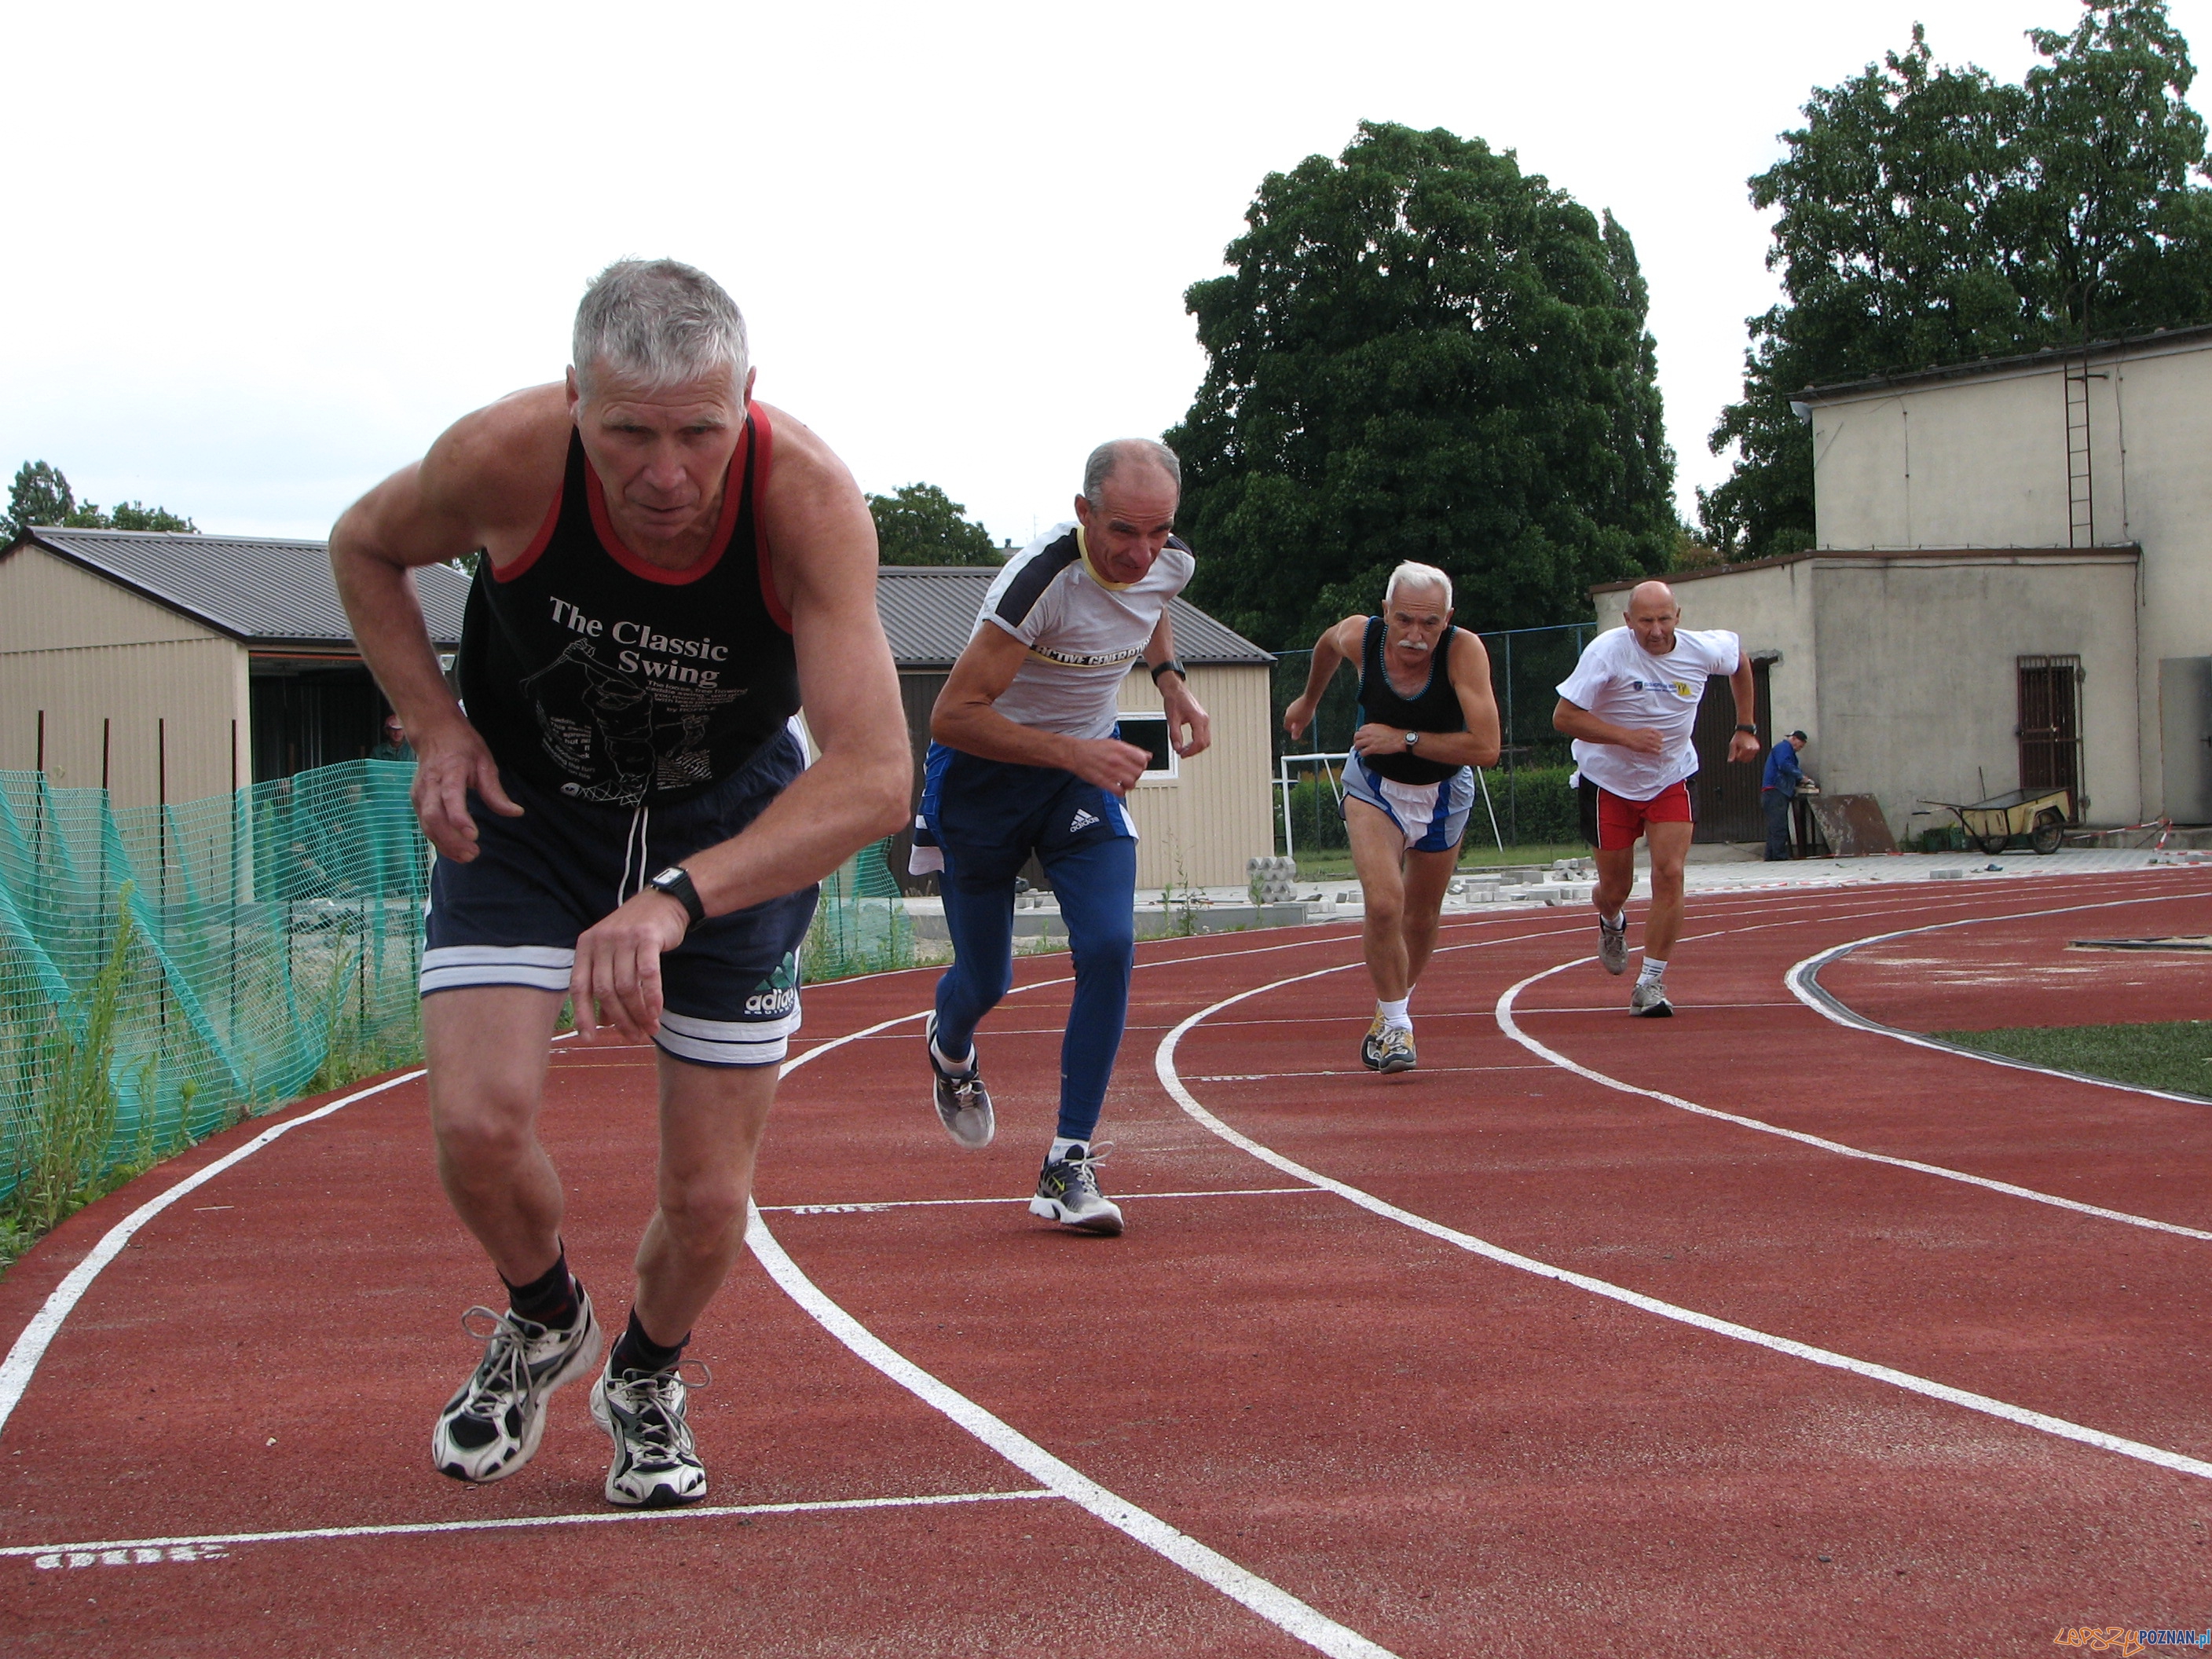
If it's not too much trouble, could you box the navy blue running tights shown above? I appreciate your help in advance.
[932,833,1137,1143]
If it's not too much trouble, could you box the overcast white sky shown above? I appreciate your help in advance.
[5,0,2205,578]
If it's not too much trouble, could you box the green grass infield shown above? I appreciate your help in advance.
[1932,1020,2212,1101]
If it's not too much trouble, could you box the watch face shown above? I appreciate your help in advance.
[652,867,685,888]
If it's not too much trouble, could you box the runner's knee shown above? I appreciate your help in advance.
[655,1174,749,1254]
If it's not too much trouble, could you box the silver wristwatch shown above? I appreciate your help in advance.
[1403,731,1421,750]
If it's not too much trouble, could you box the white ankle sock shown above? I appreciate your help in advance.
[1379,997,1411,1031]
[1637,958,1668,987]
[1049,1137,1088,1163]
[1602,910,1626,929]
[931,1035,974,1075]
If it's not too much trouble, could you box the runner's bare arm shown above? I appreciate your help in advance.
[330,387,570,862]
[1727,653,1762,763]
[1552,697,1667,756]
[1282,616,1365,740]
[1144,610,1211,758]
[932,627,1152,794]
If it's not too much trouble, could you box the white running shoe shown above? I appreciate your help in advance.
[1375,1026,1417,1073]
[1629,981,1674,1017]
[1029,1144,1125,1236]
[590,1361,710,1508]
[925,1013,994,1149]
[433,1290,602,1484]
[1598,915,1628,976]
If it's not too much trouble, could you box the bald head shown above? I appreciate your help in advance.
[1625,580,1682,655]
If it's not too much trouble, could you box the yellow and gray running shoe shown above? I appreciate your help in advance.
[1030,1144,1125,1236]
[591,1360,710,1508]
[1360,1007,1388,1071]
[433,1291,601,1484]
[1375,1026,1417,1074]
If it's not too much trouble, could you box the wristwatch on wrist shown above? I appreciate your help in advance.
[1734,723,1757,735]
[1148,657,1188,684]
[647,865,706,927]
[1404,731,1421,750]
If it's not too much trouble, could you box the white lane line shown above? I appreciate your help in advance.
[760,1035,1393,1659]
[1,1489,1060,1560]
[764,1188,1324,1214]
[1785,893,2212,1109]
[1496,958,2212,1244]
[0,1068,430,1438]
[1152,986,2212,1487]
[1188,1067,1552,1081]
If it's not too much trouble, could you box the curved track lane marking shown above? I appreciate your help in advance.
[1785,894,2212,1108]
[751,1010,1397,1659]
[1155,969,2212,1487]
[1492,892,2212,1243]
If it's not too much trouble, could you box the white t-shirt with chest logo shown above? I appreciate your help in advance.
[1555,624,1741,800]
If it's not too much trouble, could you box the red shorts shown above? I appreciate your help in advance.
[1587,778,1694,851]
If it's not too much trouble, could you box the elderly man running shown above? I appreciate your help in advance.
[1284,564,1500,1072]
[332,260,910,1507]
[911,439,1210,1236]
[1552,580,1758,1016]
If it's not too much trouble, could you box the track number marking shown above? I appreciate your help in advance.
[34,1544,229,1569]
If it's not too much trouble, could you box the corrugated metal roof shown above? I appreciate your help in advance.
[16,527,469,646]
[876,565,1272,668]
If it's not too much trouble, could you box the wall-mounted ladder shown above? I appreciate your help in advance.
[2064,355,2096,547]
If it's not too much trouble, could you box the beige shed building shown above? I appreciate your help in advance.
[0,528,467,808]
[1593,323,2212,838]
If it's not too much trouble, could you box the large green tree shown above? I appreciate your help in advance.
[867,482,1002,565]
[1702,1,2212,559]
[4,460,197,543]
[1166,121,1676,649]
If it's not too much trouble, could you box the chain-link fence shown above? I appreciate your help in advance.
[1269,621,1595,850]
[0,761,914,1207]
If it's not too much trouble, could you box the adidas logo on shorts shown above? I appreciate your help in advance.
[1069,808,1101,833]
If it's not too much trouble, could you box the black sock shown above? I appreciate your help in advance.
[610,1308,687,1377]
[502,1248,579,1331]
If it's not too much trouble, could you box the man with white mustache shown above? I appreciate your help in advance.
[1284,563,1501,1071]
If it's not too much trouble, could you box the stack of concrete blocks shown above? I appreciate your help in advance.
[1248,855,1300,904]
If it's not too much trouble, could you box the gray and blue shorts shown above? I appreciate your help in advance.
[420,730,818,1067]
[1342,756,1477,853]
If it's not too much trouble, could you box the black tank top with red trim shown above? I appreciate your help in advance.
[456,410,798,808]
[1356,614,1463,786]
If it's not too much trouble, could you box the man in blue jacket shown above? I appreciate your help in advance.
[1762,731,1811,860]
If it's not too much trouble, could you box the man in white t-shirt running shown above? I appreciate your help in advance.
[911,439,1210,1235]
[1552,580,1759,1016]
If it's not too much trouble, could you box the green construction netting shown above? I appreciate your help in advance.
[0,760,914,1203]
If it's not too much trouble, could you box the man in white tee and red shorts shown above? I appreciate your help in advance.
[1552,580,1759,1016]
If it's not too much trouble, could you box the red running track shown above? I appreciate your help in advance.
[2,869,2209,1655]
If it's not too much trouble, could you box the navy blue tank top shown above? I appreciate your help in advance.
[1357,614,1464,785]
[456,412,798,808]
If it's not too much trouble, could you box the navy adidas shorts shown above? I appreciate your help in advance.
[421,729,818,1068]
[911,742,1136,881]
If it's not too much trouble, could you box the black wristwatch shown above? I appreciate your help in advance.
[1148,657,1187,684]
[1734,723,1757,735]
[647,865,707,927]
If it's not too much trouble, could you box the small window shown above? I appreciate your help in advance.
[1116,712,1178,781]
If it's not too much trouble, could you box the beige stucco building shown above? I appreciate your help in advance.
[1595,323,2210,837]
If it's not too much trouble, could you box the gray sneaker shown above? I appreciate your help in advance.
[433,1289,602,1484]
[1030,1144,1125,1236]
[590,1361,709,1508]
[925,1013,994,1149]
[1598,915,1628,976]
[1629,981,1674,1017]
[1375,1026,1417,1073]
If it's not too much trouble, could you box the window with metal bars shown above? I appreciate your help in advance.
[2016,655,2085,818]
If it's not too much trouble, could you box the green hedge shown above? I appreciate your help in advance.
[1279,764,1584,852]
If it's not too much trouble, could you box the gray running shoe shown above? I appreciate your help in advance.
[1375,1026,1417,1073]
[1029,1144,1125,1236]
[590,1361,709,1508]
[433,1289,602,1484]
[1598,915,1629,976]
[1629,981,1674,1017]
[925,1013,994,1149]
[1360,1008,1386,1071]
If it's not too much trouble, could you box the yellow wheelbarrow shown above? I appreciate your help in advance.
[1929,786,2073,855]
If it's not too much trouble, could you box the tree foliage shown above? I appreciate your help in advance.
[867,482,1002,566]
[1703,0,2212,559]
[4,460,197,543]
[1166,121,1676,649]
